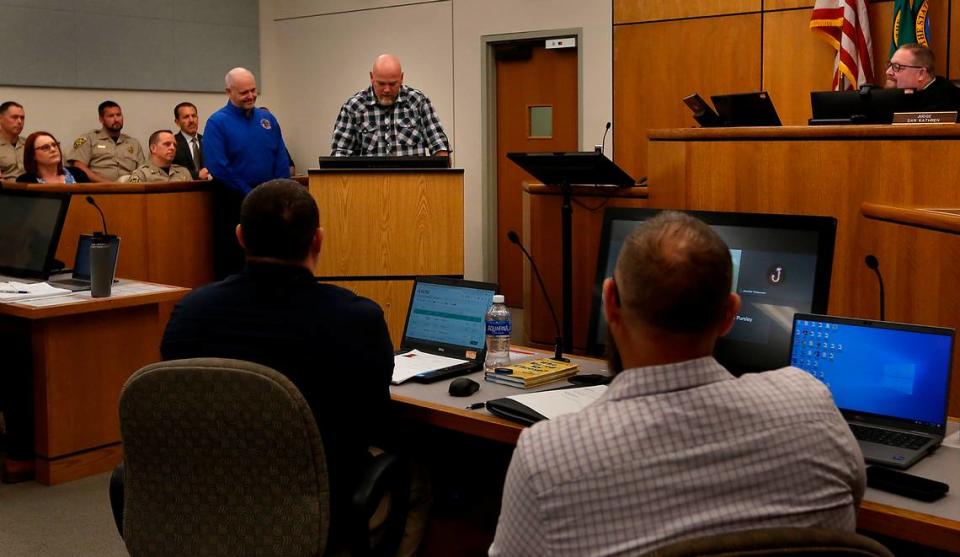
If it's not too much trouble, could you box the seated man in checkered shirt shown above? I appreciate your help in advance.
[490,211,865,557]
[330,54,450,157]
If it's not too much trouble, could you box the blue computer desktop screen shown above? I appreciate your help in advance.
[791,319,952,426]
[405,282,493,349]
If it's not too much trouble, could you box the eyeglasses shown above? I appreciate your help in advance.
[34,142,60,153]
[886,61,925,73]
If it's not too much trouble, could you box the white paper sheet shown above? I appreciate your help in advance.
[505,385,608,420]
[392,349,470,384]
[0,281,71,301]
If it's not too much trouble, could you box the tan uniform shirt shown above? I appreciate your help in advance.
[127,162,193,183]
[66,129,145,181]
[0,135,25,178]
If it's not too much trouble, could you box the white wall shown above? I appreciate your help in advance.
[0,86,225,154]
[262,0,613,280]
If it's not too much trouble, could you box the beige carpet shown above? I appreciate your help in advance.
[0,471,128,556]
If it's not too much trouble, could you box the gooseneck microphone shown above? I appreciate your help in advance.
[507,230,569,362]
[864,254,885,321]
[86,195,109,237]
[600,122,611,155]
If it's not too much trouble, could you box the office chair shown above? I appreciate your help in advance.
[110,358,408,557]
[642,527,893,556]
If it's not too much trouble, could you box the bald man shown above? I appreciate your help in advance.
[203,67,292,278]
[331,54,450,157]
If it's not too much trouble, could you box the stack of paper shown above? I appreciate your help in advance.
[0,281,71,302]
[392,349,470,384]
[484,357,579,388]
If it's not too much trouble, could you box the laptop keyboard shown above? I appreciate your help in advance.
[849,424,930,450]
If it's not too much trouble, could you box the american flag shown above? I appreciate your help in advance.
[810,0,875,90]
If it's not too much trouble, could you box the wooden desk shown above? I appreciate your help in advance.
[390,349,960,553]
[0,281,188,485]
[646,124,960,416]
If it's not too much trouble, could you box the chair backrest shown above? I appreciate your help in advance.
[644,527,894,557]
[118,358,330,557]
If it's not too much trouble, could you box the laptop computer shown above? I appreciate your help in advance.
[49,234,121,291]
[711,91,782,127]
[394,276,497,384]
[0,189,71,282]
[790,313,954,469]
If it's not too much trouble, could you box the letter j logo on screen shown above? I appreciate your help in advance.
[767,265,785,285]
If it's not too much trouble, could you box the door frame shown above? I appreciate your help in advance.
[480,28,583,283]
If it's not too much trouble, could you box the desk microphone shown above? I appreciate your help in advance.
[86,195,109,238]
[865,254,885,321]
[507,230,568,362]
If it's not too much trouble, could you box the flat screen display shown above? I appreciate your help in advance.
[0,190,71,278]
[588,209,837,374]
[403,278,496,350]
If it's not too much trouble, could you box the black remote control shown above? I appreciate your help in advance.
[866,466,949,502]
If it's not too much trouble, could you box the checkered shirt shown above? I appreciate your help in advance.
[490,357,865,557]
[330,85,449,156]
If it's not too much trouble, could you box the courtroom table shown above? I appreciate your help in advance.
[0,280,188,485]
[390,347,960,553]
[646,124,960,417]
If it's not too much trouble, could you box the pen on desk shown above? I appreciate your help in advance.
[0,289,28,294]
[465,402,486,410]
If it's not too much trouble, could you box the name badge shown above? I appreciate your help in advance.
[892,111,959,124]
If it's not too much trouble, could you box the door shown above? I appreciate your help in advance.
[495,40,578,310]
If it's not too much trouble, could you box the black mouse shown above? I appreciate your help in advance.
[448,377,480,397]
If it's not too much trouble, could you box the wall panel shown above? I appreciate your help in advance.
[764,0,813,9]
[613,14,761,180]
[953,0,960,78]
[763,9,836,124]
[614,0,759,24]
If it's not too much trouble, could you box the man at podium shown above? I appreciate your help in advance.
[330,54,449,157]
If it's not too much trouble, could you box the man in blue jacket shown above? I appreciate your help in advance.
[204,67,292,278]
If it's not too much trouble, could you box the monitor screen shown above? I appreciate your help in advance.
[587,209,837,374]
[0,190,71,278]
[403,278,496,350]
[790,314,952,429]
[810,88,918,124]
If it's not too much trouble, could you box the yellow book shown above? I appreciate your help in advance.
[484,357,579,389]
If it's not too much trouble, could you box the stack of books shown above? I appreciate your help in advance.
[484,357,579,389]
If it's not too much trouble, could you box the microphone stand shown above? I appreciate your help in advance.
[508,231,568,362]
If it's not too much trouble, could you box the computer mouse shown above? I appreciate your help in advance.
[448,377,480,397]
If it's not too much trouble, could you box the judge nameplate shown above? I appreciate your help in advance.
[892,111,958,125]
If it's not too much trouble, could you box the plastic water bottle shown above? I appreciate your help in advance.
[485,294,512,369]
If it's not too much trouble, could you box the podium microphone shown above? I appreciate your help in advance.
[596,122,612,155]
[85,196,109,238]
[865,254,885,321]
[507,230,568,362]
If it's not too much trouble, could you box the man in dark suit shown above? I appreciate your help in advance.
[160,178,398,546]
[885,43,960,112]
[172,101,210,180]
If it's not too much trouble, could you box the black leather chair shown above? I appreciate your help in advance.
[642,527,894,557]
[109,358,407,557]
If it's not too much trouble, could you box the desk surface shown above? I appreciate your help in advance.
[0,280,188,319]
[390,349,960,552]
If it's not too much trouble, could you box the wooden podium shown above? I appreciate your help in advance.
[646,124,960,416]
[308,169,464,348]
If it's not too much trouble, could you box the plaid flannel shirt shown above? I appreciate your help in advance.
[331,85,449,156]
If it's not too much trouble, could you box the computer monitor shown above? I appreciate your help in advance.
[587,208,837,375]
[810,88,919,124]
[0,189,71,279]
[317,155,450,169]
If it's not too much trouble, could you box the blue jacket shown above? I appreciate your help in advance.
[202,102,290,194]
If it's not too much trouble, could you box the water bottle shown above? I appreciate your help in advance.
[485,294,511,369]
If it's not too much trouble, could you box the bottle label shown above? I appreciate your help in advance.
[486,320,512,336]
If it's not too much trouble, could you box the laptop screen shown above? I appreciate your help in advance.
[403,279,496,351]
[0,190,71,279]
[72,234,121,280]
[791,314,953,429]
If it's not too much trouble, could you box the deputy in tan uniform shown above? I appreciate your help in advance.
[0,101,26,179]
[128,129,192,183]
[66,100,145,182]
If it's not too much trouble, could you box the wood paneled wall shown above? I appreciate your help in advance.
[614,0,960,179]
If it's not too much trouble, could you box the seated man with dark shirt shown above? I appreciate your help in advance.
[885,43,960,111]
[161,178,394,545]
